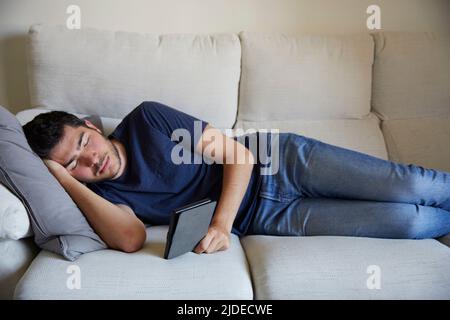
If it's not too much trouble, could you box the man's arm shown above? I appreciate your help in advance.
[193,124,255,254]
[44,160,147,253]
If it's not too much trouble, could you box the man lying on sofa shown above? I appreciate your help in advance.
[22,101,450,254]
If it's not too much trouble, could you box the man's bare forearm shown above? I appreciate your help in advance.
[57,174,146,252]
[211,150,255,232]
[193,126,256,253]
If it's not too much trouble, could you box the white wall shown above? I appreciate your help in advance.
[1,0,449,114]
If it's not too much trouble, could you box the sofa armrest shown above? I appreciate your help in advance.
[437,234,450,248]
[0,238,39,300]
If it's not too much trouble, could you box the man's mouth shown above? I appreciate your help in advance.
[98,155,109,175]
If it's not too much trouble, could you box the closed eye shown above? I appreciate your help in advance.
[69,160,78,171]
[69,136,89,170]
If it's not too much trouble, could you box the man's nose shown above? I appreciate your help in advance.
[81,151,100,168]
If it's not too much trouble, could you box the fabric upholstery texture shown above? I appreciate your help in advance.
[27,24,241,129]
[241,235,450,299]
[381,116,450,172]
[372,32,450,120]
[234,112,388,160]
[237,32,374,121]
[0,238,38,300]
[14,226,253,300]
[0,183,32,240]
[372,32,450,174]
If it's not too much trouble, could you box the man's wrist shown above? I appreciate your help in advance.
[211,213,233,234]
[55,172,77,187]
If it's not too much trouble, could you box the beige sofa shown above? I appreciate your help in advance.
[1,25,450,299]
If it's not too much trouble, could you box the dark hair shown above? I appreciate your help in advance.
[23,111,86,159]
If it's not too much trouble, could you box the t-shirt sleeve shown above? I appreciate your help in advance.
[135,101,209,153]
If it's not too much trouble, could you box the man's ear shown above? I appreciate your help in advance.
[84,119,102,134]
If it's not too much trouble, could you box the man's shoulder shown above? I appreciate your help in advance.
[133,101,172,116]
[110,101,163,135]
[123,101,180,128]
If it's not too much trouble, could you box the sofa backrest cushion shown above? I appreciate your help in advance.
[0,106,107,261]
[237,32,374,122]
[27,24,241,128]
[372,32,450,120]
[234,112,388,160]
[381,116,450,172]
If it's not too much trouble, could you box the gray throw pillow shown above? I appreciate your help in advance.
[0,106,106,261]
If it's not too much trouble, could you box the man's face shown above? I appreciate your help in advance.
[49,121,122,183]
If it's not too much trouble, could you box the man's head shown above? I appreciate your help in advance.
[23,111,123,183]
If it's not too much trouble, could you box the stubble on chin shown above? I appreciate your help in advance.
[110,141,122,179]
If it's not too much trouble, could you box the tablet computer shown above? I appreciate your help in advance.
[164,198,217,259]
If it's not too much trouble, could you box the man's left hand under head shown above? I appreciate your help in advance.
[43,159,72,183]
[194,224,231,254]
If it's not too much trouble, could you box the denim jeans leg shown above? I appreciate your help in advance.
[295,135,450,212]
[250,197,450,238]
[249,133,450,238]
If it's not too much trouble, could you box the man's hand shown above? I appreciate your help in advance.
[194,224,231,254]
[43,159,71,182]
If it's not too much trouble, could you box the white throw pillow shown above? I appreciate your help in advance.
[0,183,33,240]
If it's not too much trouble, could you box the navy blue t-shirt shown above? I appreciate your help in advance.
[87,101,261,236]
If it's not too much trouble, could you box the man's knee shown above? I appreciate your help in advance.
[400,210,436,239]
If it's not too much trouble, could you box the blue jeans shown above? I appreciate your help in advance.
[248,133,450,239]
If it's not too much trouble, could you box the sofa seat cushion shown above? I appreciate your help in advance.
[241,235,450,299]
[14,226,253,299]
[233,112,388,160]
[381,115,450,173]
